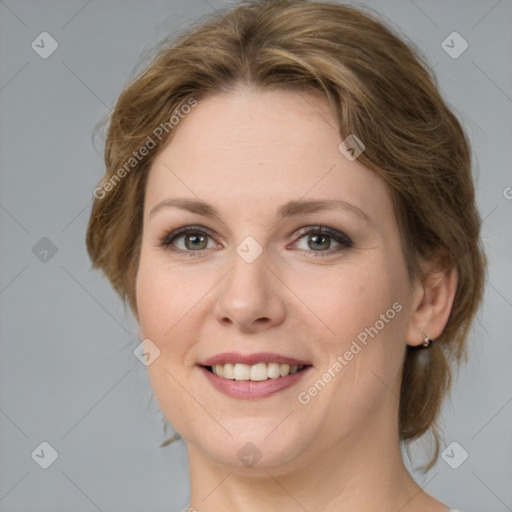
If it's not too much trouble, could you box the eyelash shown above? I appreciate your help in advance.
[158,224,353,259]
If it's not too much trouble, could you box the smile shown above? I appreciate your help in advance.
[208,362,306,381]
[198,352,312,399]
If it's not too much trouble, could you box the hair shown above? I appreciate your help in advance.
[86,0,486,469]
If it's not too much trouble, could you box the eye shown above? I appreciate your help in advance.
[160,226,217,256]
[291,226,352,257]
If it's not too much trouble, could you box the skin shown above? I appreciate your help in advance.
[135,87,457,511]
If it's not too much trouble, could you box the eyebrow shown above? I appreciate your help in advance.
[149,197,371,223]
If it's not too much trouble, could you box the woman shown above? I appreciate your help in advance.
[86,1,485,510]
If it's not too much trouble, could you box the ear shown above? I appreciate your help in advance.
[405,258,458,347]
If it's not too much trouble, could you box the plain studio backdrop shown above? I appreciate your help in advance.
[0,1,511,511]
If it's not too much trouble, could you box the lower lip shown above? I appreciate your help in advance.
[200,366,312,399]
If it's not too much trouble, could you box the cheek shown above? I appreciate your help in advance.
[308,259,409,394]
[136,246,197,334]
[136,264,171,340]
[135,253,193,358]
[311,263,401,340]
[300,272,407,430]
[135,250,220,374]
[134,256,200,434]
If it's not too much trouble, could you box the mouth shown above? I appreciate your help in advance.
[198,352,313,399]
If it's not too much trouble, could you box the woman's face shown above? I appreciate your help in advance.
[136,88,420,471]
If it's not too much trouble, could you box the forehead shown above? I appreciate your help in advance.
[144,88,392,223]
[153,88,340,169]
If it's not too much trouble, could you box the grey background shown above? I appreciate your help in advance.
[0,0,511,511]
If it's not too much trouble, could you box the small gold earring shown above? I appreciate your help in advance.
[422,333,434,348]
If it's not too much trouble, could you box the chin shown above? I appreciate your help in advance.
[181,415,310,471]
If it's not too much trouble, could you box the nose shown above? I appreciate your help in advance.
[214,248,286,333]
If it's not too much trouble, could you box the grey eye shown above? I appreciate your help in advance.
[308,234,332,251]
[172,231,214,251]
[296,233,339,251]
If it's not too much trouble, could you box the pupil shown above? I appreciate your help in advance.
[309,234,330,250]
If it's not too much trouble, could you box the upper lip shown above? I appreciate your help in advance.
[200,352,311,367]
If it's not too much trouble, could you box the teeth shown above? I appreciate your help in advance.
[250,363,267,381]
[267,362,281,379]
[222,363,234,379]
[234,363,250,381]
[210,362,305,381]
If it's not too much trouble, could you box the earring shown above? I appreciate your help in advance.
[421,333,434,348]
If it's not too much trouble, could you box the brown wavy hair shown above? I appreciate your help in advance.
[86,0,486,469]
